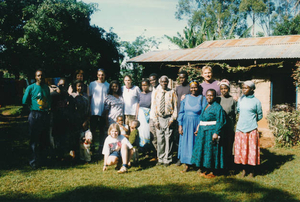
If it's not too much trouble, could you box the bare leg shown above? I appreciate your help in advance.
[121,143,129,165]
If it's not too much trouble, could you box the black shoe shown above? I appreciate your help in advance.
[164,163,170,167]
[175,160,181,166]
[156,162,163,166]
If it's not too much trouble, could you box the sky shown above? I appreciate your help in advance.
[80,0,188,50]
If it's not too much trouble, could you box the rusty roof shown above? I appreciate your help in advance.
[128,35,300,63]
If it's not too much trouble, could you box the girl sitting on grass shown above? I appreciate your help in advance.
[102,123,133,174]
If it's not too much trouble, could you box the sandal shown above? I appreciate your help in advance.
[204,172,216,179]
[180,165,189,173]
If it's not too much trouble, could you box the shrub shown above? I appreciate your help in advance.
[267,104,300,147]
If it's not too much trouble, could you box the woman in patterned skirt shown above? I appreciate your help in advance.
[234,80,263,177]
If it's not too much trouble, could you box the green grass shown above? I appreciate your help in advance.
[0,113,300,201]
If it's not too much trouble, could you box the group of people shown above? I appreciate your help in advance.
[22,65,263,177]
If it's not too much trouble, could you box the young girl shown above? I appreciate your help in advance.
[234,81,263,177]
[218,79,236,170]
[102,124,133,174]
[137,79,152,149]
[122,75,141,126]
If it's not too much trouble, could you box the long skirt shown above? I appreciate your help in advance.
[137,107,151,147]
[234,129,260,166]
[177,114,199,165]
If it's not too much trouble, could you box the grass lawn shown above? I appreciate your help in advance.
[0,106,300,202]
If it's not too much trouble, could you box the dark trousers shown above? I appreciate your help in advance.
[90,115,106,149]
[28,111,50,166]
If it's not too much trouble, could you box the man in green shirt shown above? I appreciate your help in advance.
[22,69,51,169]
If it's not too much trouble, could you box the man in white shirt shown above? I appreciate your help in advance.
[89,69,110,151]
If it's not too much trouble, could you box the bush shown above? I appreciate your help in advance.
[267,104,300,147]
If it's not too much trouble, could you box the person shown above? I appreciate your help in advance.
[70,80,90,161]
[22,69,51,169]
[122,75,141,126]
[152,75,177,167]
[128,120,140,149]
[217,79,236,170]
[68,69,88,95]
[104,80,124,126]
[102,124,134,174]
[149,73,160,161]
[200,66,221,96]
[116,115,129,138]
[89,69,109,151]
[175,70,190,166]
[51,78,74,160]
[177,81,207,173]
[129,120,140,165]
[79,129,93,163]
[234,80,263,177]
[137,79,152,149]
[191,89,226,178]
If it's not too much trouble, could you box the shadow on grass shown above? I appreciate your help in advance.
[258,148,295,176]
[0,178,298,202]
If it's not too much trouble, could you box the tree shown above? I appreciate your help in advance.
[120,35,160,85]
[1,0,122,80]
[272,14,300,35]
[175,0,248,40]
[239,0,267,36]
[164,23,211,49]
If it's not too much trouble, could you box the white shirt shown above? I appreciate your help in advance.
[102,135,133,156]
[89,81,109,116]
[122,85,141,115]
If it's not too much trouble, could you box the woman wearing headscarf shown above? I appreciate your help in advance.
[218,79,236,170]
[234,80,263,177]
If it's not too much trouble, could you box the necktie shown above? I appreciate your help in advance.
[160,91,165,115]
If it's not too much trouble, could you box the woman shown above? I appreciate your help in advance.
[68,69,88,95]
[191,89,226,178]
[234,81,263,177]
[70,80,89,160]
[177,81,207,173]
[137,79,152,148]
[122,75,141,125]
[105,80,124,126]
[218,79,236,169]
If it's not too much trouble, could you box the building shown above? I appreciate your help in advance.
[128,35,300,143]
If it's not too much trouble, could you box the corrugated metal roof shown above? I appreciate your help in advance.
[128,35,300,63]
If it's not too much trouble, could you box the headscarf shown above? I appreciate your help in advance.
[218,79,230,88]
[189,80,200,86]
[243,80,256,90]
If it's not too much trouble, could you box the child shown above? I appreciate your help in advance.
[129,120,140,148]
[102,124,133,174]
[129,120,140,165]
[234,81,263,177]
[116,115,129,138]
[79,129,92,163]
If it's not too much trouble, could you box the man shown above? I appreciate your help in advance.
[149,73,160,161]
[51,78,74,160]
[175,70,190,166]
[200,66,221,96]
[22,69,51,169]
[152,75,177,167]
[89,69,109,151]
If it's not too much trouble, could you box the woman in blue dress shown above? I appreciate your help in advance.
[191,89,226,178]
[177,81,207,173]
